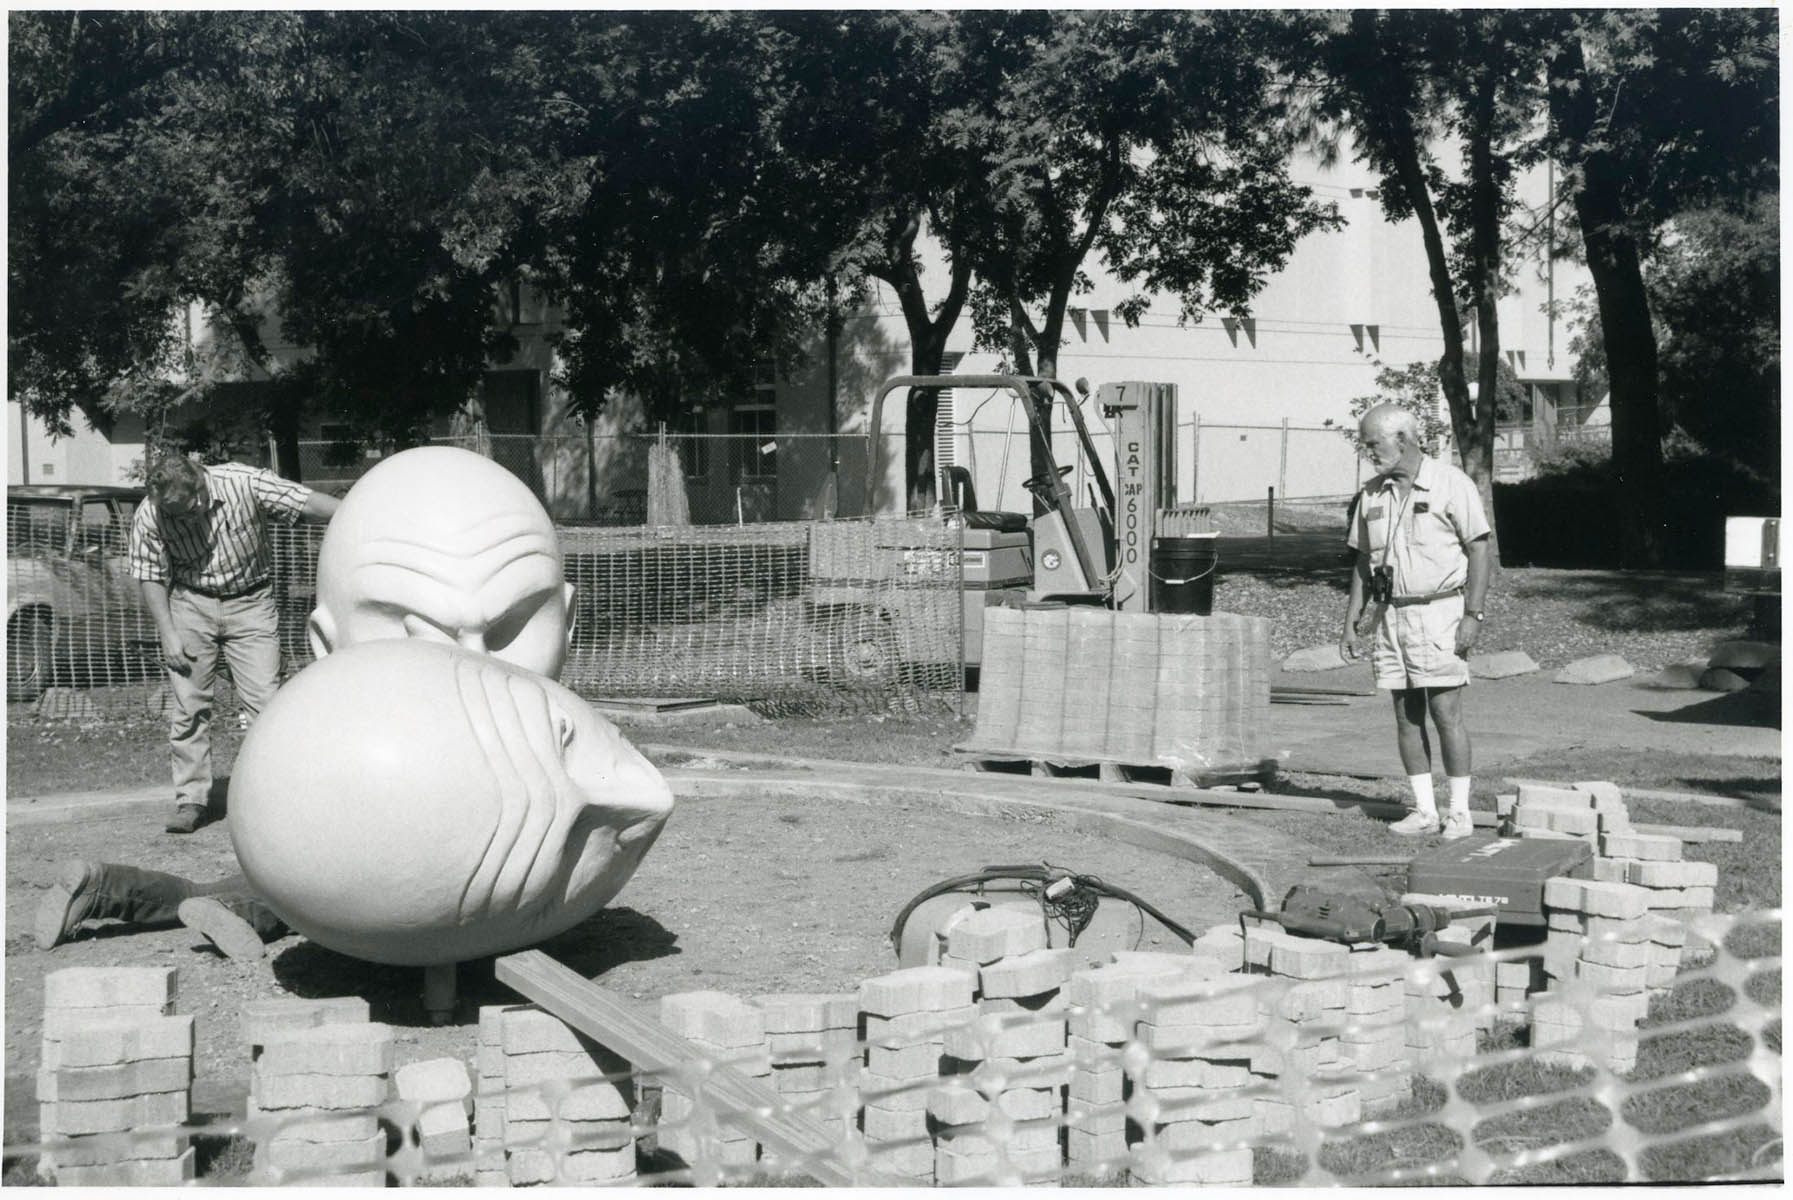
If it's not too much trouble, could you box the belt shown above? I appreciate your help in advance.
[1390,587,1464,608]
[177,579,271,601]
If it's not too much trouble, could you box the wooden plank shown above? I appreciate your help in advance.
[495,950,901,1188]
[1632,822,1745,845]
[1506,777,1777,812]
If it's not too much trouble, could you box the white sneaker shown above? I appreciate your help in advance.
[1440,810,1475,840]
[1389,809,1441,837]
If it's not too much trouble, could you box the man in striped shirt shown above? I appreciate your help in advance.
[129,456,341,833]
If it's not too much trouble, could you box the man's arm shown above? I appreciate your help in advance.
[1341,551,1370,661]
[1455,535,1492,657]
[140,579,195,674]
[299,491,341,522]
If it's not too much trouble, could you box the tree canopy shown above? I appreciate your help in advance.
[9,9,1778,525]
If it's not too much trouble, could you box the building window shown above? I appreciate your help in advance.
[674,406,708,479]
[731,406,777,480]
[729,361,778,481]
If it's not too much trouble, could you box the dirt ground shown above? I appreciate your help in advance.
[4,783,1240,1143]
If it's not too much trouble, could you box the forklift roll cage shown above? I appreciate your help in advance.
[863,374,1116,595]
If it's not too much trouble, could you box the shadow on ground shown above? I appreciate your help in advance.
[269,906,679,1026]
[1637,691,1779,731]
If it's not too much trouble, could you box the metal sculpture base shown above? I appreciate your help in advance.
[424,962,456,1026]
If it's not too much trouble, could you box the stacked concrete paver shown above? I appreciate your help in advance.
[473,1003,522,1186]
[37,967,193,1186]
[1129,962,1262,1187]
[857,963,977,1183]
[1063,957,1181,1175]
[1506,780,1712,1075]
[935,910,1074,1186]
[659,991,771,1174]
[496,1006,637,1186]
[755,992,858,1140]
[395,1057,473,1180]
[245,997,389,1186]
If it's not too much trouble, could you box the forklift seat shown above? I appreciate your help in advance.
[959,511,1030,534]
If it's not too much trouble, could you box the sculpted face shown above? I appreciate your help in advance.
[308,446,575,679]
[230,640,674,965]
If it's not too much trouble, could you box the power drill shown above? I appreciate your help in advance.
[1242,885,1496,957]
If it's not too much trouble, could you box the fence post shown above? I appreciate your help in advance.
[1278,417,1290,501]
[1267,486,1275,539]
[1190,412,1201,504]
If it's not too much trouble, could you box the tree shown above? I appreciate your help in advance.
[1544,9,1777,563]
[942,11,1335,500]
[773,11,977,509]
[539,13,860,426]
[1300,10,1547,558]
[10,12,566,468]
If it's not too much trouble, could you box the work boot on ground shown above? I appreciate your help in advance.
[1440,811,1475,840]
[178,897,265,962]
[164,804,206,835]
[1389,809,1441,837]
[35,859,101,950]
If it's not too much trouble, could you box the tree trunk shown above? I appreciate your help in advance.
[1354,15,1474,452]
[1464,68,1503,564]
[1550,34,1664,566]
[1574,181,1663,566]
[871,212,973,511]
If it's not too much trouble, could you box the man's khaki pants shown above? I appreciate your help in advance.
[167,588,282,810]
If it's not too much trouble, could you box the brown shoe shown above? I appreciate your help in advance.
[177,897,265,962]
[35,859,100,950]
[164,804,206,835]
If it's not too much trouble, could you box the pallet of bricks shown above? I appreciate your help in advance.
[962,605,1274,785]
[1499,782,1713,1072]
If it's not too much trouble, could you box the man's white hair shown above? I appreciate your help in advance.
[1359,403,1420,441]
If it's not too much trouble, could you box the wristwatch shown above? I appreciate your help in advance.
[1468,610,1487,621]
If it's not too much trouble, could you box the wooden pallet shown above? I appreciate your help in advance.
[960,750,1280,791]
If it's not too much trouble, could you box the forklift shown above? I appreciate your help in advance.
[808,374,1205,680]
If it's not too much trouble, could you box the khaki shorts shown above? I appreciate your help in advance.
[1371,594,1469,690]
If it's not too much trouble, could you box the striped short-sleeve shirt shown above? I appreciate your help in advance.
[128,462,313,594]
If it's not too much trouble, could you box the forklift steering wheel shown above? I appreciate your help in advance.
[1021,465,1075,496]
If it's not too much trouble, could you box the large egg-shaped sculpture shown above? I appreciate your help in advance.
[230,639,673,965]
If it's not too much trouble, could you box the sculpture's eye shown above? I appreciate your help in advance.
[401,613,456,644]
[485,590,551,657]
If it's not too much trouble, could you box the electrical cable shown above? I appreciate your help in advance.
[887,862,1199,957]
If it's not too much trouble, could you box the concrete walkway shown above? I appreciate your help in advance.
[1271,666,1780,779]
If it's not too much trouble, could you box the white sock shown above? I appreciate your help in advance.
[1448,776,1472,816]
[1408,774,1437,817]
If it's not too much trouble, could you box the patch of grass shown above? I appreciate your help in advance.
[1621,1075,1774,1136]
[1485,1147,1628,1185]
[1638,1124,1783,1182]
[1473,1094,1612,1152]
[193,1133,256,1183]
[1316,1122,1464,1182]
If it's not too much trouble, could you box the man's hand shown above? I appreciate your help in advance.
[161,631,196,675]
[1454,614,1482,659]
[1340,625,1361,661]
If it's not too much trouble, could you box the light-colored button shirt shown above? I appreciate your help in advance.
[128,462,312,594]
[1346,455,1490,595]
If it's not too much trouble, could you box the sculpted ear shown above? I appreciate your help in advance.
[561,581,577,653]
[307,608,337,660]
